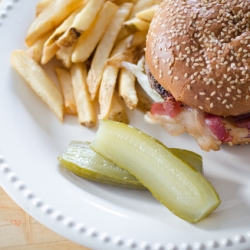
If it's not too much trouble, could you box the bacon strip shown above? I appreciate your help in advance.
[150,98,183,118]
[145,100,249,151]
[204,114,232,142]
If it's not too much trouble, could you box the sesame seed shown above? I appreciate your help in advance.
[174,76,179,80]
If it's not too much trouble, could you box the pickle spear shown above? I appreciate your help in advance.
[58,141,145,189]
[91,120,220,222]
[58,141,203,189]
[170,148,203,175]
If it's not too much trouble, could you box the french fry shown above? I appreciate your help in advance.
[98,31,141,118]
[128,0,155,18]
[127,30,148,46]
[108,94,129,124]
[118,68,138,110]
[36,0,53,16]
[123,17,150,33]
[25,30,54,63]
[70,63,96,127]
[113,0,138,4]
[57,0,105,47]
[136,4,158,22]
[135,83,153,112]
[15,0,158,129]
[116,30,147,50]
[56,46,75,68]
[72,1,118,63]
[115,0,152,43]
[115,28,130,45]
[41,42,59,64]
[87,2,133,100]
[98,65,120,119]
[106,43,145,67]
[26,0,80,46]
[44,4,85,47]
[106,31,147,67]
[153,0,163,4]
[55,67,77,115]
[11,50,64,121]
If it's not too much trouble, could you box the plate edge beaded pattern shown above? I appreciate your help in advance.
[0,1,250,250]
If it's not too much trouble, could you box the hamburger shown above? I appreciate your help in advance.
[144,0,250,151]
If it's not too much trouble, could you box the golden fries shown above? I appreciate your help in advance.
[136,4,158,22]
[129,0,155,18]
[153,0,163,4]
[44,4,84,47]
[36,0,53,16]
[123,17,150,33]
[86,2,133,100]
[135,83,153,112]
[57,0,105,47]
[55,67,77,115]
[70,63,96,127]
[106,31,146,67]
[13,0,159,127]
[26,0,80,46]
[106,43,145,67]
[72,1,118,63]
[11,50,64,121]
[25,30,54,63]
[41,43,59,65]
[118,68,138,110]
[108,94,129,124]
[56,46,75,68]
[98,65,119,119]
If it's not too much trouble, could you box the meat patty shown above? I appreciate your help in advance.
[145,63,170,100]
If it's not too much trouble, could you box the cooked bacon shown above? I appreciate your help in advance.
[146,106,222,151]
[204,114,232,142]
[235,118,250,129]
[145,101,249,151]
[150,98,183,118]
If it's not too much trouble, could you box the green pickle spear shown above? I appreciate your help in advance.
[58,142,203,190]
[91,119,220,222]
[59,141,145,189]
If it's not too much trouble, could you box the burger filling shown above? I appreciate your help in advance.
[145,67,250,151]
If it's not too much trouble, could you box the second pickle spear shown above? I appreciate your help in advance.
[91,120,220,222]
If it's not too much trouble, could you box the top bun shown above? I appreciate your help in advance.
[146,0,250,117]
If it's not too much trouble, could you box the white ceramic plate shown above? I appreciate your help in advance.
[1,1,250,249]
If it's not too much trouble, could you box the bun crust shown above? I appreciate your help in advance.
[146,0,250,117]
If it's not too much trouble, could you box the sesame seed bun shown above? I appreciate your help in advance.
[146,0,250,117]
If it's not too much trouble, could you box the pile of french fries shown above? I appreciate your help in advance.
[11,0,162,127]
